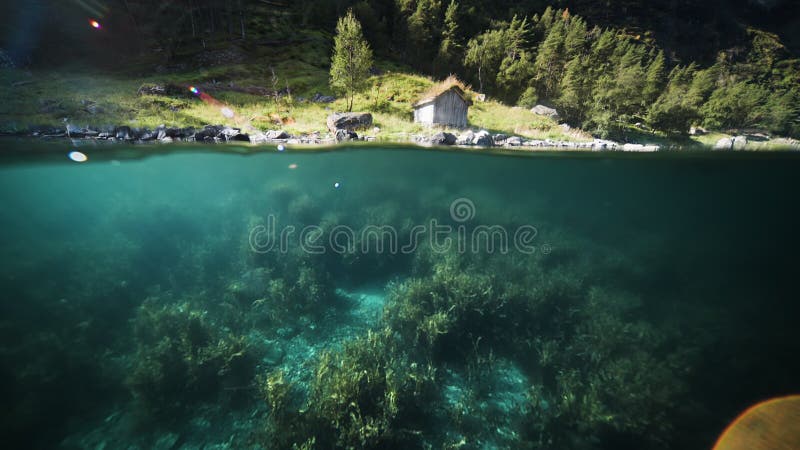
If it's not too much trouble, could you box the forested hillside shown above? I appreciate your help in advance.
[1,0,798,138]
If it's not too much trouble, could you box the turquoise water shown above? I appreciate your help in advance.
[1,142,799,449]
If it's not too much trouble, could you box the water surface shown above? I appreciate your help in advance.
[1,142,798,449]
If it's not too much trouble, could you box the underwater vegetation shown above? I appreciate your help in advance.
[1,150,799,449]
[127,299,255,419]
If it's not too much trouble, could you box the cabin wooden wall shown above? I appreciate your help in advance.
[433,90,468,128]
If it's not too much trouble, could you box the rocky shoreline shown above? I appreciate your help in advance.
[8,122,646,151]
[6,121,800,152]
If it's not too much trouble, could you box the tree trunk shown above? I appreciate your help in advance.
[189,0,197,37]
[239,0,245,40]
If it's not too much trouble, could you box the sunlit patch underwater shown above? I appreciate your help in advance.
[1,144,799,449]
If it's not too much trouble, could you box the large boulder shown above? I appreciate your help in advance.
[714,137,733,150]
[530,105,560,120]
[430,132,456,146]
[326,112,373,132]
[732,135,747,150]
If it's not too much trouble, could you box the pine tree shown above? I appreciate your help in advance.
[643,50,666,104]
[563,16,587,60]
[557,55,590,123]
[330,11,373,112]
[407,0,443,68]
[437,0,462,74]
[496,16,534,101]
[533,19,566,99]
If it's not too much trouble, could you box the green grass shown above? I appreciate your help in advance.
[0,35,571,141]
[4,37,792,149]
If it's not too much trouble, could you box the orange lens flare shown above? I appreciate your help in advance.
[89,19,101,29]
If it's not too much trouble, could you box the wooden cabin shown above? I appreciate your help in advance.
[413,84,470,128]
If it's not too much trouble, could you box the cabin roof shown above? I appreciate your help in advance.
[413,84,471,108]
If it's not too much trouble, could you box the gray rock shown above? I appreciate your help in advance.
[265,130,289,140]
[65,124,84,137]
[430,132,456,146]
[195,124,224,141]
[473,130,493,146]
[493,133,508,143]
[139,129,157,141]
[312,93,336,103]
[178,127,195,138]
[622,143,659,152]
[221,127,249,141]
[327,112,373,132]
[456,130,475,145]
[732,135,747,150]
[155,125,167,140]
[506,136,523,146]
[249,132,268,144]
[335,129,358,141]
[714,137,733,150]
[530,105,560,120]
[114,126,132,140]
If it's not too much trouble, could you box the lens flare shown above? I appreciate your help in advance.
[189,86,199,95]
[89,19,101,29]
[288,163,298,170]
[221,107,234,119]
[68,151,88,162]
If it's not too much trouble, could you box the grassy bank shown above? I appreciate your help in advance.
[0,35,795,149]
